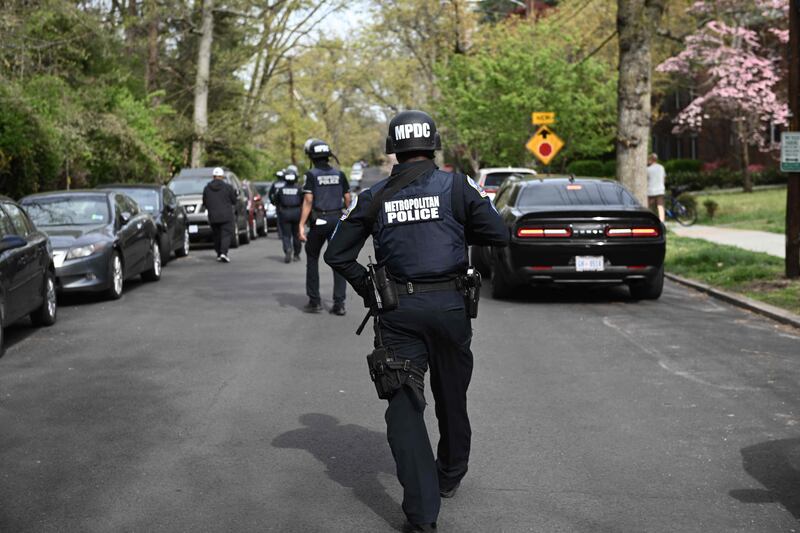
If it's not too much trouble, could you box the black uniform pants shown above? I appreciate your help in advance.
[305,216,346,305]
[379,289,473,525]
[278,216,302,257]
[210,220,233,256]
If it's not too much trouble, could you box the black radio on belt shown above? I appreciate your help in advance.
[372,263,398,312]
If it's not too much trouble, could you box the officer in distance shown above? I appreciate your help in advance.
[325,110,509,531]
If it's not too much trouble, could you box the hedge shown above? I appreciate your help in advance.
[566,159,605,177]
[663,159,702,173]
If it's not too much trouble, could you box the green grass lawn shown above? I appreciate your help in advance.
[692,187,786,234]
[666,234,800,315]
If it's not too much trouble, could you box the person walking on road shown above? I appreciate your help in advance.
[275,170,303,263]
[269,169,287,240]
[325,110,509,531]
[202,167,237,263]
[647,153,666,222]
[298,139,350,315]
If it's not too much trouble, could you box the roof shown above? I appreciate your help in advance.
[99,183,162,190]
[175,167,228,179]
[479,167,537,174]
[20,190,114,201]
[513,175,616,184]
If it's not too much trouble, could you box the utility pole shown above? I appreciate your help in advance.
[288,57,297,166]
[787,0,800,278]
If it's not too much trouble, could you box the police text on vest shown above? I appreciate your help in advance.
[317,175,340,185]
[384,196,441,224]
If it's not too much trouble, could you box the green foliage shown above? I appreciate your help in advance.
[601,160,616,178]
[566,160,605,177]
[694,187,787,234]
[676,192,697,211]
[702,198,719,219]
[435,19,617,173]
[663,159,701,173]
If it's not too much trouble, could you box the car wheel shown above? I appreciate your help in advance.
[230,227,240,248]
[257,215,267,237]
[491,267,516,299]
[160,233,171,266]
[141,240,162,282]
[30,270,57,327]
[175,228,190,258]
[241,222,251,245]
[629,264,664,300]
[249,218,258,240]
[105,251,124,300]
[471,246,492,279]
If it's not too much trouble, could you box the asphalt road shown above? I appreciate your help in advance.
[2,215,800,532]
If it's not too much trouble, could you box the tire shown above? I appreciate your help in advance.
[230,227,240,248]
[629,264,664,300]
[491,267,517,299]
[0,298,6,358]
[471,246,492,279]
[160,233,171,265]
[105,251,124,300]
[674,202,697,226]
[141,240,162,282]
[175,228,190,258]
[249,218,258,240]
[257,215,267,237]
[30,270,57,327]
[240,221,251,245]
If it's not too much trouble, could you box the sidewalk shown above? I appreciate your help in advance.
[668,224,785,258]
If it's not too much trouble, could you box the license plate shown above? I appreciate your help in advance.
[52,250,67,268]
[188,225,199,234]
[576,256,604,271]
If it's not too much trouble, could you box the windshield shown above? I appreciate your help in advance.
[169,179,206,196]
[483,172,517,188]
[24,196,110,226]
[254,183,271,196]
[112,189,159,213]
[517,182,638,208]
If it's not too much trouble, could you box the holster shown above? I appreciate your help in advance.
[373,265,398,312]
[458,267,482,319]
[367,342,426,412]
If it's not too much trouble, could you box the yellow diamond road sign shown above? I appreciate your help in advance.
[532,112,555,125]
[526,125,564,165]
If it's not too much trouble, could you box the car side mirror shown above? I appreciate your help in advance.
[0,235,27,254]
[120,211,132,224]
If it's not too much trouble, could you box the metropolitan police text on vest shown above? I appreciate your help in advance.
[384,196,441,224]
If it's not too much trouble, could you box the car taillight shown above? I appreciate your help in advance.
[605,227,660,237]
[517,227,572,238]
[484,187,498,193]
[254,194,261,202]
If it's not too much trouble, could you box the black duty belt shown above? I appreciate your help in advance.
[395,279,460,295]
[313,209,342,216]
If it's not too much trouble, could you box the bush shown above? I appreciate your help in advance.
[664,159,702,173]
[601,160,616,177]
[703,199,719,219]
[566,159,605,176]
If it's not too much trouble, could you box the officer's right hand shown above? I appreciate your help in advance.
[298,226,307,242]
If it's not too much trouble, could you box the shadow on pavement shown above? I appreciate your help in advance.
[729,438,800,518]
[272,413,402,529]
[273,292,309,311]
[1,321,38,356]
[483,282,635,304]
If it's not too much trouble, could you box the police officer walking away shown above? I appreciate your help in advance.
[269,169,287,240]
[298,138,350,315]
[202,167,237,263]
[325,111,508,531]
[275,170,303,263]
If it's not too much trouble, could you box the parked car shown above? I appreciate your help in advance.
[476,167,537,200]
[242,180,268,238]
[0,197,57,355]
[168,167,250,247]
[20,190,162,300]
[254,181,278,229]
[98,184,190,263]
[350,162,364,189]
[474,176,665,300]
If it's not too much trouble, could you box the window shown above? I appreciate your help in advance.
[115,188,159,213]
[3,202,34,236]
[24,196,110,226]
[164,188,177,209]
[0,206,16,237]
[494,187,511,210]
[517,182,638,208]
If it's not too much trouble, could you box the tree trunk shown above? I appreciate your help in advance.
[191,0,214,168]
[736,121,753,192]
[144,0,159,101]
[616,0,665,205]
[787,0,800,278]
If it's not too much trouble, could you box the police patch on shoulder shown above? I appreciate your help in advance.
[383,195,442,225]
[341,194,358,221]
[466,176,488,198]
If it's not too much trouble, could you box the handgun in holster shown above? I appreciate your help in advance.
[458,266,482,319]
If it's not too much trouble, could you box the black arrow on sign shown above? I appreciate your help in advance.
[540,129,549,139]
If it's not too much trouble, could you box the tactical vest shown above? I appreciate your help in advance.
[278,185,302,208]
[307,166,345,212]
[372,170,466,281]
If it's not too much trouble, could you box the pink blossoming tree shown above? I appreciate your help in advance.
[657,0,789,191]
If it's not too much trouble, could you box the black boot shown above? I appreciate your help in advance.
[330,303,346,316]
[303,301,323,313]
[284,252,292,263]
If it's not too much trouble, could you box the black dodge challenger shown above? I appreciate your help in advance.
[472,176,666,300]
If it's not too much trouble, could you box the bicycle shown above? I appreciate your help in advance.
[665,186,697,226]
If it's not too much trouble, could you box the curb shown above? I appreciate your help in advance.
[666,272,800,329]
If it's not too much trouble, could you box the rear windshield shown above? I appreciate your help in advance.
[24,196,110,226]
[254,183,271,196]
[484,171,533,187]
[111,189,160,213]
[169,179,206,196]
[517,182,638,207]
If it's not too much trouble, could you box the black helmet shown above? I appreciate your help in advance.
[275,169,285,179]
[304,138,333,159]
[385,110,441,155]
[284,168,297,182]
